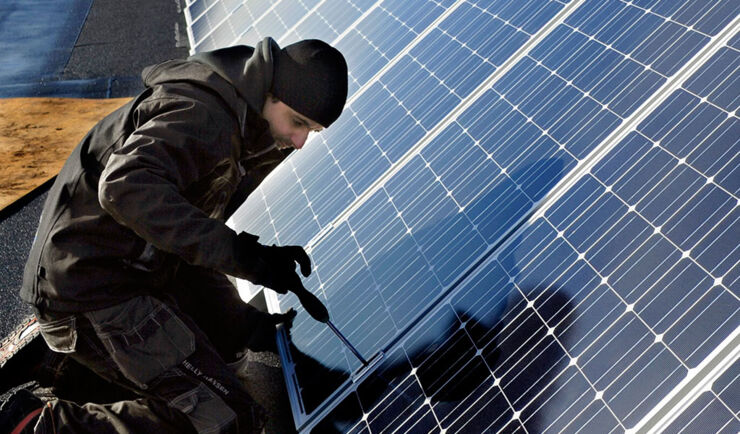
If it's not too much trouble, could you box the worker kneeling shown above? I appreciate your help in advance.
[5,37,347,433]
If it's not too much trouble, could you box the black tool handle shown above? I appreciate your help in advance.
[292,285,330,323]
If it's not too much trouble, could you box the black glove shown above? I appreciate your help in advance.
[236,232,312,294]
[271,308,298,325]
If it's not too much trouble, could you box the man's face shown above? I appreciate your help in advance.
[262,95,324,150]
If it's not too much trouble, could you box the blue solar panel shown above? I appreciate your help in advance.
[186,0,217,24]
[665,357,740,434]
[665,391,740,433]
[713,358,740,414]
[188,0,740,431]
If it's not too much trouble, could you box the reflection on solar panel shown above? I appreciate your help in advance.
[185,0,739,431]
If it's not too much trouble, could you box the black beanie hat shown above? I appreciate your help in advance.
[271,40,348,127]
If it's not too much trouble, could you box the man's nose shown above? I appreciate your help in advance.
[292,131,308,149]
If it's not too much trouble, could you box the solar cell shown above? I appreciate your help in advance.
[677,393,740,433]
[186,0,740,431]
[713,358,740,414]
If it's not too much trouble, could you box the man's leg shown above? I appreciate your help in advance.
[34,296,266,433]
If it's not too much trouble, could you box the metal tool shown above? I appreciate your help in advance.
[326,320,367,365]
[292,284,383,379]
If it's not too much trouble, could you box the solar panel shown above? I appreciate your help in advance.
[185,0,740,431]
[661,357,740,433]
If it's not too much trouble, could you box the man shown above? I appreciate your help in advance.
[2,37,348,433]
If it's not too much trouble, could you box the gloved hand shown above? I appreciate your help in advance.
[271,308,297,325]
[236,232,330,323]
[236,232,312,294]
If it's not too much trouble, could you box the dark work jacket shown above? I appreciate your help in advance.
[21,38,291,313]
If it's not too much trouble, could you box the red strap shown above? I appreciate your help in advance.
[10,407,42,434]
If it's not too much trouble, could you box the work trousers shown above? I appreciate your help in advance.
[34,295,267,433]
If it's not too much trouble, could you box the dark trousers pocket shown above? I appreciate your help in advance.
[85,296,196,389]
[170,382,237,434]
[38,315,77,354]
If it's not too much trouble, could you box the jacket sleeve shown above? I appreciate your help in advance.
[98,92,253,279]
